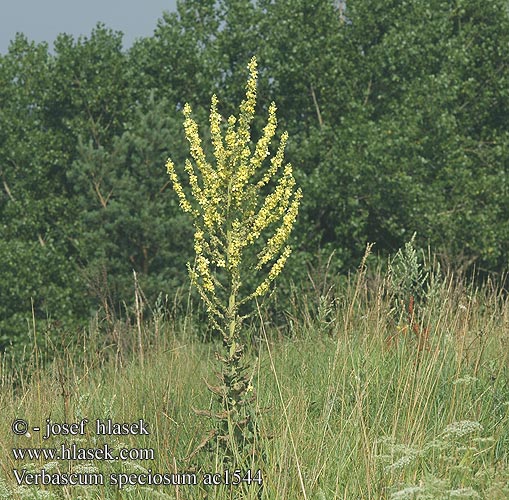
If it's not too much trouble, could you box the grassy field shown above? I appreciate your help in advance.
[1,260,508,499]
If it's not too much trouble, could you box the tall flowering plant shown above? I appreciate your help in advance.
[166,57,301,465]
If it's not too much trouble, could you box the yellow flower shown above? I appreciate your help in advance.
[166,55,302,316]
[253,246,293,297]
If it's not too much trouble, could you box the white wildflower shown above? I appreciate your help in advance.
[453,375,478,385]
[442,420,483,438]
[448,487,480,498]
[390,486,425,499]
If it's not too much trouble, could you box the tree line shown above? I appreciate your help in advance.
[2,0,509,348]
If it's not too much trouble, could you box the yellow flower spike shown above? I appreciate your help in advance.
[210,94,226,178]
[184,159,203,204]
[165,55,301,465]
[225,115,237,152]
[251,102,278,174]
[196,255,214,293]
[257,188,302,268]
[194,229,205,255]
[183,105,215,190]
[247,167,296,244]
[166,159,194,214]
[257,130,288,189]
[238,57,258,136]
[252,246,293,298]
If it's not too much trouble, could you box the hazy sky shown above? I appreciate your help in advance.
[0,0,178,54]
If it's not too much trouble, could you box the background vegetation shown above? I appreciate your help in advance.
[3,0,509,348]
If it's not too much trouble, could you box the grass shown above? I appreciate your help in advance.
[0,261,508,499]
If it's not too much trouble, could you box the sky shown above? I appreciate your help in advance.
[0,0,178,54]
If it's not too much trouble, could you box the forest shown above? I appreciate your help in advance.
[2,0,509,347]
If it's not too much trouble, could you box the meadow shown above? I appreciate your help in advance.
[1,253,508,500]
[3,3,509,499]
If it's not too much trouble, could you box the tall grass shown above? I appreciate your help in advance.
[0,260,508,499]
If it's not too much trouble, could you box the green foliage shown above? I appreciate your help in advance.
[388,234,434,309]
[333,0,509,268]
[0,35,85,348]
[49,24,129,148]
[69,93,193,309]
[0,25,133,347]
[3,0,509,350]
